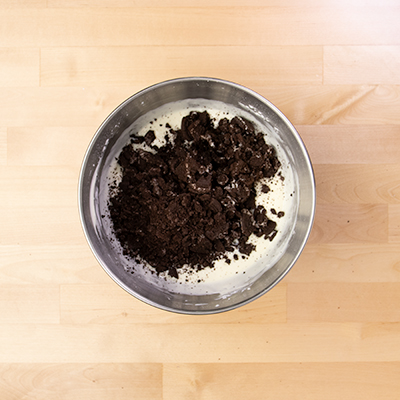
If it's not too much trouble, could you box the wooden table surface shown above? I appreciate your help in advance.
[1,0,400,398]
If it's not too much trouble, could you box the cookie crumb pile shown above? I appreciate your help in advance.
[108,111,283,278]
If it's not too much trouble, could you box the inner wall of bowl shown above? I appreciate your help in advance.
[80,78,314,313]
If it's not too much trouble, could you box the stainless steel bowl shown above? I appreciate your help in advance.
[78,77,315,314]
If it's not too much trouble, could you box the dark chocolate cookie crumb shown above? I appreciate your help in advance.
[108,111,282,276]
[261,184,270,193]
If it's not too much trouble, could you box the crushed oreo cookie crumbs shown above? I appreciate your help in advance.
[108,111,284,279]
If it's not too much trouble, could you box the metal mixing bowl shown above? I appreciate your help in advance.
[78,77,315,314]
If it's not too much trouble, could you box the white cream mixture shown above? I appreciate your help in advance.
[103,99,298,295]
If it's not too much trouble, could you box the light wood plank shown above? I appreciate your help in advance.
[0,48,39,87]
[314,164,400,204]
[0,166,79,208]
[0,285,59,324]
[0,245,109,285]
[49,0,273,5]
[298,125,400,164]
[40,46,322,87]
[287,243,400,283]
[0,0,46,7]
[47,0,400,6]
[287,283,400,322]
[309,204,388,244]
[7,127,93,166]
[163,362,400,400]
[1,86,400,128]
[1,7,400,47]
[292,85,400,125]
[60,283,286,324]
[0,363,162,400]
[0,87,135,127]
[257,85,400,125]
[324,46,400,85]
[389,204,400,243]
[47,0,297,5]
[0,206,84,246]
[1,323,400,363]
[0,127,6,165]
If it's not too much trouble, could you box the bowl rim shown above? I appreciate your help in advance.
[78,76,316,315]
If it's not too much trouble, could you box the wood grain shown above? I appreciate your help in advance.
[0,87,135,127]
[1,7,399,47]
[314,164,400,204]
[1,85,400,127]
[0,0,46,6]
[287,282,400,322]
[7,127,93,166]
[0,48,39,87]
[0,166,79,208]
[0,363,162,400]
[60,283,287,324]
[389,204,400,243]
[0,285,59,324]
[258,85,400,125]
[1,0,400,398]
[47,0,400,7]
[2,323,400,363]
[298,125,400,163]
[309,203,388,244]
[0,245,108,285]
[0,206,83,245]
[324,46,400,85]
[163,363,400,400]
[0,127,6,165]
[287,243,400,283]
[40,46,323,87]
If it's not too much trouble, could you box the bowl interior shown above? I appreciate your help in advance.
[79,77,315,314]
